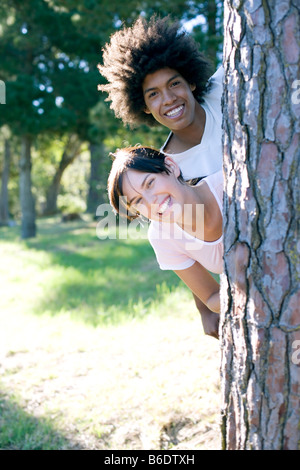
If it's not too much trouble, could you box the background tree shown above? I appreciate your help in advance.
[0,0,224,234]
[44,134,83,214]
[192,0,223,68]
[0,132,11,226]
[221,0,300,450]
[0,0,82,237]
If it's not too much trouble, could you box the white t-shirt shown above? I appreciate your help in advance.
[161,66,224,179]
[148,170,224,274]
[147,67,224,273]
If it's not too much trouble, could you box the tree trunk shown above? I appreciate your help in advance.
[86,141,106,215]
[0,139,11,225]
[19,135,36,238]
[44,135,82,215]
[221,0,300,450]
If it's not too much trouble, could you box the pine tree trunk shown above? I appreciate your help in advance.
[19,135,36,238]
[221,0,300,450]
[0,139,11,225]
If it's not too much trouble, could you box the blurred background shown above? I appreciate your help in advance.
[0,0,223,234]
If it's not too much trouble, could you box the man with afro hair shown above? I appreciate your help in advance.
[98,15,224,339]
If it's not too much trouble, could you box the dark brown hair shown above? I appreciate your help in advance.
[98,15,212,128]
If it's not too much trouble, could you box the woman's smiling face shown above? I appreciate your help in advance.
[142,67,197,132]
[121,159,185,223]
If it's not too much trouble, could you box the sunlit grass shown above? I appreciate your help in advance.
[0,217,220,450]
[0,216,188,325]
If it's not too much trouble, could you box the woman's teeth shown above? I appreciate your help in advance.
[166,105,183,117]
[158,197,170,215]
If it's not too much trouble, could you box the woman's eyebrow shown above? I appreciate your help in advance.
[128,174,151,205]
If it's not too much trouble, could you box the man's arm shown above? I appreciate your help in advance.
[174,261,220,339]
[192,293,219,340]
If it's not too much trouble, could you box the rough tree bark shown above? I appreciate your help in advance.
[221,0,300,450]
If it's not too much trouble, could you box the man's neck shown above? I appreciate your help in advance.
[164,105,206,154]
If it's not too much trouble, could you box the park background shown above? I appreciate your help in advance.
[0,0,223,449]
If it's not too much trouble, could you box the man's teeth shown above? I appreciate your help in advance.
[159,197,170,214]
[166,105,183,117]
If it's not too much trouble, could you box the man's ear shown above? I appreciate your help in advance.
[190,83,196,92]
[164,157,181,177]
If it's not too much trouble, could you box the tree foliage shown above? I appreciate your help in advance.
[0,0,223,233]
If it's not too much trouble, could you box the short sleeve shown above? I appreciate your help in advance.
[206,66,224,101]
[148,223,196,271]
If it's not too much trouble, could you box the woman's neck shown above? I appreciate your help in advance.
[178,184,205,238]
[178,181,222,242]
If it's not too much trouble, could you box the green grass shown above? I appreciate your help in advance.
[0,217,220,450]
[0,393,73,450]
[0,216,188,326]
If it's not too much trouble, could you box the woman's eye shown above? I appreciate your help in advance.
[147,178,154,188]
[148,91,157,98]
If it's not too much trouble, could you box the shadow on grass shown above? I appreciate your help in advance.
[0,393,84,450]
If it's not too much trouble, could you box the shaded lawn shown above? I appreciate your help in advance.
[0,393,82,450]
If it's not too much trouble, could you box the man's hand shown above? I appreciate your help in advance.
[192,293,220,340]
[199,309,220,339]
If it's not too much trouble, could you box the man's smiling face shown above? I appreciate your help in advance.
[142,67,198,132]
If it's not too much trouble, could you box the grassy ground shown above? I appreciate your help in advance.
[0,217,221,450]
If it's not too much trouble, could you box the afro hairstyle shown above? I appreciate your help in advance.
[98,15,213,128]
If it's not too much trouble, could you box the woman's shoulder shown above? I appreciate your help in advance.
[207,66,224,91]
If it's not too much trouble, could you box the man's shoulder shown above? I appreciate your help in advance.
[205,66,224,98]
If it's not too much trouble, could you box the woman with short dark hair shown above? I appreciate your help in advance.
[108,146,223,318]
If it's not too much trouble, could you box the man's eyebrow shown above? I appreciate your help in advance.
[143,74,181,95]
[128,174,151,205]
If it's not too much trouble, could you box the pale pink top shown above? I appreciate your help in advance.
[148,170,224,274]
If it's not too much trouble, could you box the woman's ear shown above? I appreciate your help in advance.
[189,83,196,92]
[164,157,181,177]
[144,106,151,115]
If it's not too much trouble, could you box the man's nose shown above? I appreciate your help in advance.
[162,88,176,105]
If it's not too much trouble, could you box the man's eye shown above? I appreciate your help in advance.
[171,80,180,87]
